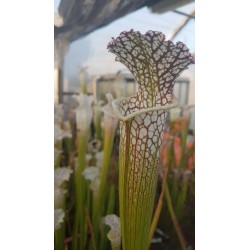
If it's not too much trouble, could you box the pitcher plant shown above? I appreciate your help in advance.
[107,29,194,249]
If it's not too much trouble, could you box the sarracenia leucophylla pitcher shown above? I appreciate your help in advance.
[107,30,195,250]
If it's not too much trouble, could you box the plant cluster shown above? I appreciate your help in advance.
[54,29,195,250]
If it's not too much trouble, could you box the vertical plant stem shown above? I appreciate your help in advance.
[164,181,187,250]
[54,140,62,169]
[179,119,188,168]
[93,103,117,247]
[93,127,115,222]
[55,226,65,250]
[107,185,116,213]
[148,170,167,246]
[73,132,88,250]
[54,155,61,169]
[93,105,103,141]
[171,175,179,204]
[85,206,97,250]
[55,185,68,250]
[176,180,188,218]
[100,185,116,250]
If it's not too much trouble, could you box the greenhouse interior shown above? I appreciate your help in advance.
[54,0,195,249]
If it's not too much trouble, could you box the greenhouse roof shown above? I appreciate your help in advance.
[54,0,194,42]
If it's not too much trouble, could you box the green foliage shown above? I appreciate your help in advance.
[158,117,195,249]
[54,96,119,250]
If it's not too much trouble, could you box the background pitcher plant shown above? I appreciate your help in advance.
[107,30,194,249]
